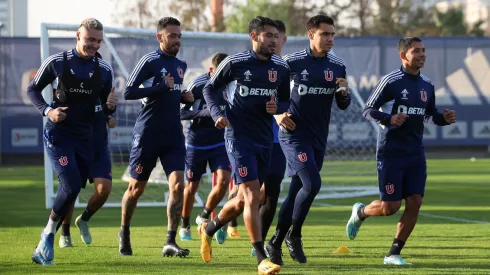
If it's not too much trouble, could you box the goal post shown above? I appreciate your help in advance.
[41,23,379,209]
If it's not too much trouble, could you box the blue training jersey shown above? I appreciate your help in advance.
[181,73,226,148]
[51,77,114,148]
[281,48,351,151]
[124,48,187,143]
[27,49,113,139]
[202,50,291,146]
[363,66,449,159]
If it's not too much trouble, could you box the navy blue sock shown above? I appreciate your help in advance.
[290,165,321,238]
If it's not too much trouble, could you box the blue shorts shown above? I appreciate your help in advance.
[129,133,185,181]
[88,144,112,183]
[377,155,427,201]
[43,128,92,188]
[280,138,324,177]
[226,139,271,185]
[185,145,231,182]
[268,143,286,178]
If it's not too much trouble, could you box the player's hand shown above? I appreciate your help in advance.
[443,109,456,124]
[47,107,68,123]
[107,115,117,128]
[106,86,118,110]
[181,90,194,103]
[266,94,277,114]
[164,73,174,90]
[336,78,349,96]
[215,116,230,129]
[390,113,408,126]
[275,112,296,131]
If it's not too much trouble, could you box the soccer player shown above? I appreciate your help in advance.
[57,51,117,248]
[260,19,288,241]
[179,53,232,243]
[251,19,289,257]
[119,17,193,257]
[200,16,290,274]
[267,15,351,266]
[346,37,456,265]
[26,18,113,265]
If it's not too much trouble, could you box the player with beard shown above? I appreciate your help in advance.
[199,16,290,275]
[119,17,194,257]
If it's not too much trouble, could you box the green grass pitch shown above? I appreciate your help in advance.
[0,159,489,274]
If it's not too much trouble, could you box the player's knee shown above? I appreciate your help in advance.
[128,180,147,199]
[169,181,185,195]
[242,185,260,205]
[381,201,402,216]
[406,195,423,211]
[95,179,112,198]
[185,181,200,194]
[58,170,83,200]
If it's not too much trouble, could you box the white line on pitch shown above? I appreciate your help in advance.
[312,203,489,224]
[418,212,489,224]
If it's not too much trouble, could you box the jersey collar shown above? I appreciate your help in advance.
[400,65,420,80]
[249,49,272,62]
[72,48,94,62]
[306,47,327,60]
[157,47,175,58]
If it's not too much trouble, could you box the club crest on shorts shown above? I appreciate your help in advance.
[298,153,307,163]
[324,70,333,81]
[238,167,248,177]
[420,89,427,102]
[385,183,394,195]
[187,170,193,179]
[59,156,68,166]
[268,70,277,82]
[135,165,143,174]
[177,67,184,78]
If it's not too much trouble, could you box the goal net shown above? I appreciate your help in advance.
[41,23,379,209]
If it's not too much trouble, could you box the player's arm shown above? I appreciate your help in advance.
[180,90,210,120]
[202,56,234,122]
[100,65,117,115]
[26,56,58,115]
[124,57,170,100]
[424,84,455,125]
[334,67,351,110]
[362,78,394,126]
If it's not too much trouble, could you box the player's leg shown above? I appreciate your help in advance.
[58,200,75,248]
[199,141,280,273]
[180,147,206,241]
[227,182,241,238]
[283,148,323,264]
[267,139,310,266]
[119,135,158,256]
[384,156,426,265]
[33,131,85,265]
[346,159,403,241]
[76,146,112,245]
[260,143,286,242]
[160,144,190,257]
[203,147,232,244]
[181,179,200,240]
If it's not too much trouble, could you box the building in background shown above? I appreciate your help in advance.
[0,0,27,37]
